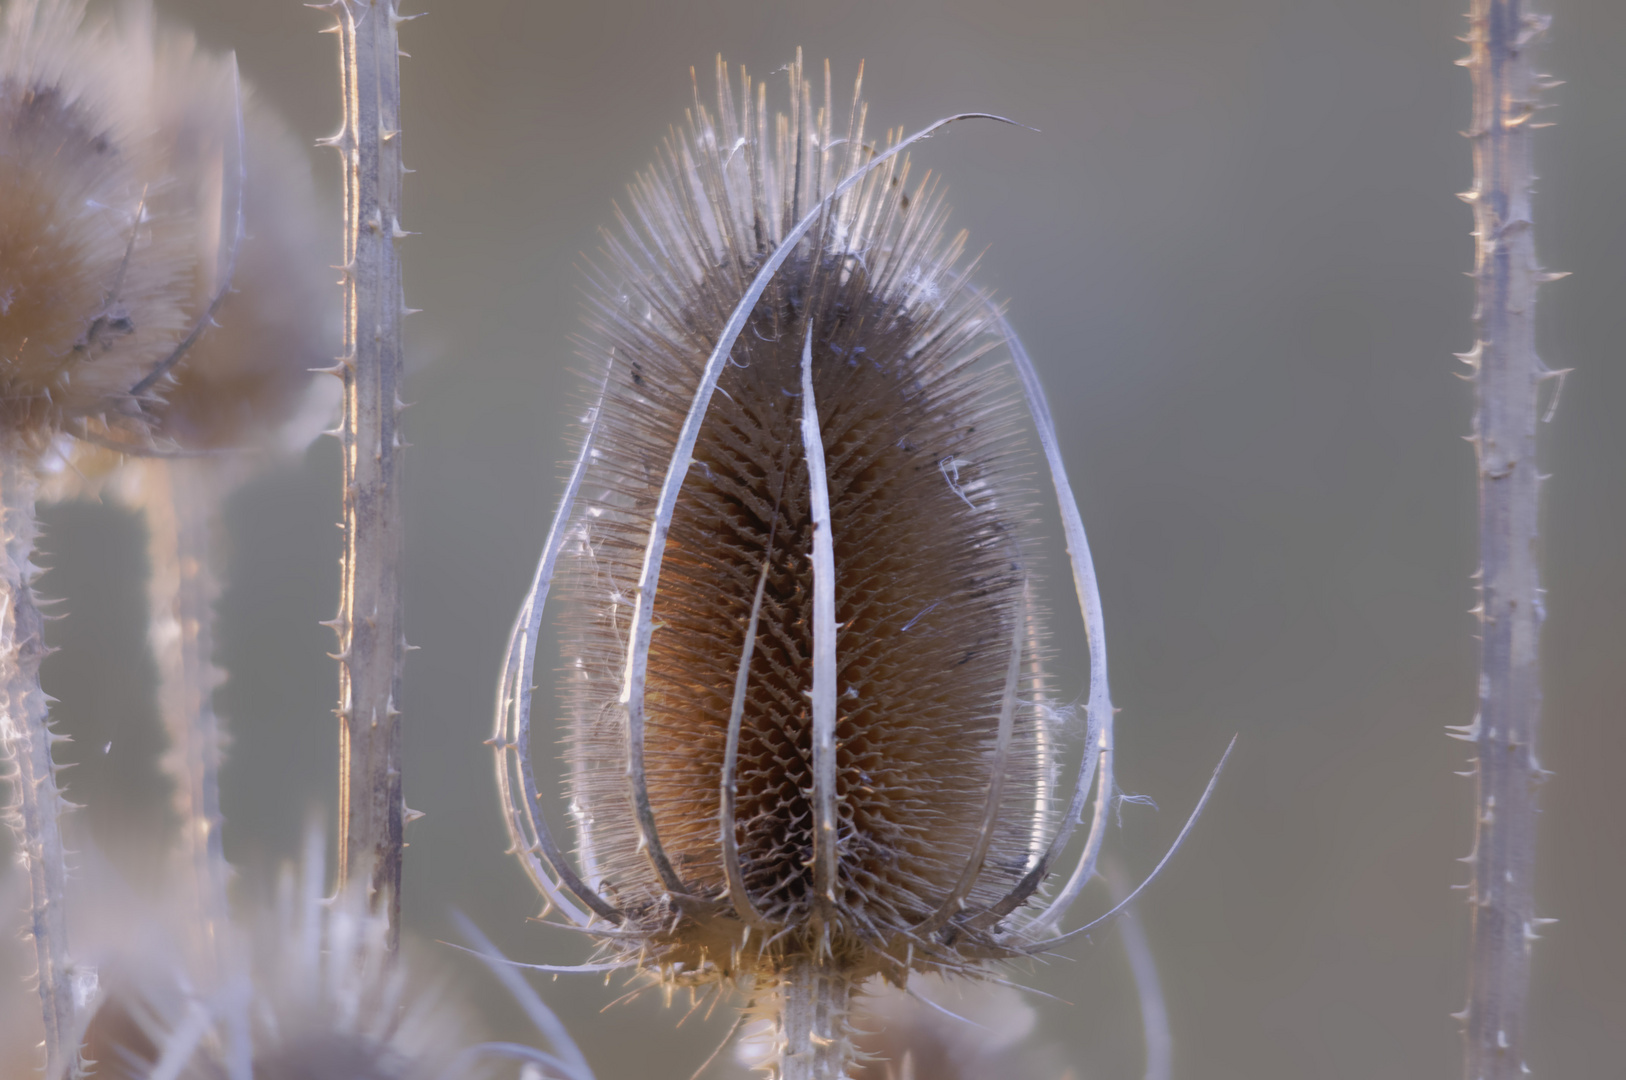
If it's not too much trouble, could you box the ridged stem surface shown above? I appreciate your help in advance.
[775,957,853,1080]
[0,446,82,1078]
[329,0,409,948]
[143,459,231,973]
[1458,4,1555,1077]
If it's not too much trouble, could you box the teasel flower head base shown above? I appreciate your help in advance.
[492,52,1203,1079]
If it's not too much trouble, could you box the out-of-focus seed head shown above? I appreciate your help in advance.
[34,3,337,504]
[111,6,334,455]
[35,3,336,500]
[73,836,476,1080]
[557,52,1054,989]
[0,0,198,448]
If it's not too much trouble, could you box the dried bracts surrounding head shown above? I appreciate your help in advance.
[0,0,198,449]
[553,52,1056,987]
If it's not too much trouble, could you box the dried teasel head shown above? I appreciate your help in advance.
[37,3,335,497]
[0,0,202,451]
[102,3,334,458]
[845,975,1065,1080]
[72,833,477,1080]
[562,51,1055,980]
[493,50,1218,1071]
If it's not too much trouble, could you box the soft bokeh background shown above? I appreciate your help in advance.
[8,0,1624,1076]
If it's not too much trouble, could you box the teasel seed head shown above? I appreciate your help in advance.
[493,48,1119,1004]
[0,0,201,452]
[488,49,1208,1080]
[37,2,336,499]
[110,4,335,458]
[561,49,1051,981]
[74,831,476,1080]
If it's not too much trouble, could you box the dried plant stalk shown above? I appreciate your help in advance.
[773,958,853,1080]
[324,0,411,946]
[0,448,83,1080]
[1452,4,1561,1078]
[143,458,231,969]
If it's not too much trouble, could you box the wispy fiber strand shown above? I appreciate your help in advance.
[1450,4,1564,1079]
[320,0,415,949]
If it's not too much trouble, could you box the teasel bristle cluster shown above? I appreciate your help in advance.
[73,831,477,1080]
[491,50,1233,1080]
[565,49,1051,963]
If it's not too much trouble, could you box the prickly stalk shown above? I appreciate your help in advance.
[144,459,232,971]
[0,445,89,1078]
[325,0,412,948]
[773,958,855,1080]
[1454,4,1561,1077]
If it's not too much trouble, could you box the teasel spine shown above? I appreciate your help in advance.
[1450,3,1564,1078]
[0,446,87,1080]
[320,0,416,948]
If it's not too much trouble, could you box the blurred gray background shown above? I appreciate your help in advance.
[14,0,1626,1076]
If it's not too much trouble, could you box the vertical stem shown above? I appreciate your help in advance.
[1107,863,1172,1080]
[1458,4,1555,1078]
[774,957,853,1080]
[329,0,409,948]
[143,459,231,972]
[0,448,87,1078]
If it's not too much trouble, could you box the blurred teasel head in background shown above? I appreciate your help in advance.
[564,49,1050,978]
[103,3,335,459]
[70,832,477,1080]
[3,0,333,466]
[494,51,1131,1044]
[0,0,200,449]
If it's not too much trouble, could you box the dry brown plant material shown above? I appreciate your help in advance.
[1,1,196,445]
[485,51,1208,1080]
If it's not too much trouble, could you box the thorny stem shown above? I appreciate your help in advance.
[774,957,854,1080]
[326,0,412,948]
[143,459,231,973]
[0,447,91,1079]
[1455,4,1559,1078]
